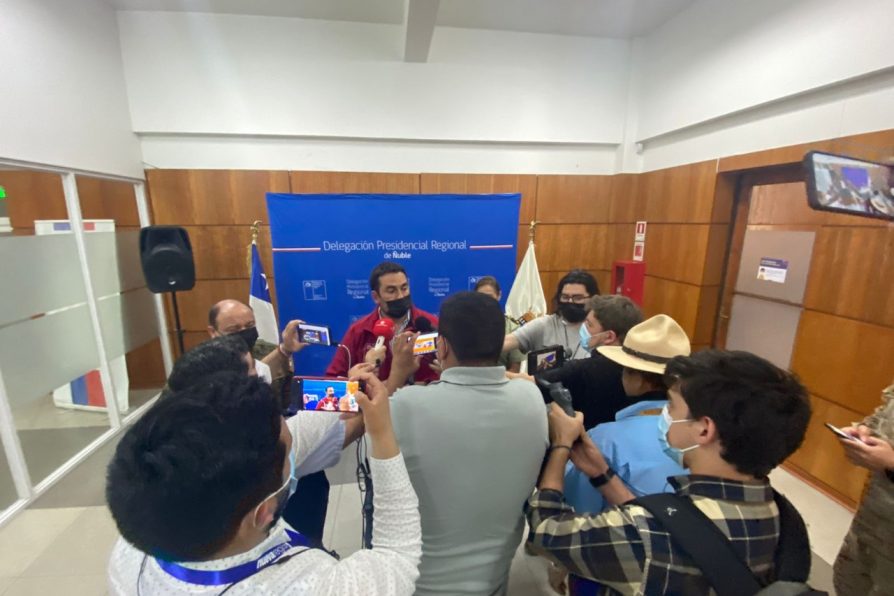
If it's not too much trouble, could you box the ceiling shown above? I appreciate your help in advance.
[105,0,697,38]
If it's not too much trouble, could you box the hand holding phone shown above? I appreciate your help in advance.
[825,422,867,444]
[297,323,332,346]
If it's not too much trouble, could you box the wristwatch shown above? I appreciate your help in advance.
[589,467,616,489]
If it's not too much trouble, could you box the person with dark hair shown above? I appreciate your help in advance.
[475,275,525,372]
[503,269,599,361]
[527,350,813,595]
[325,261,438,384]
[161,338,364,548]
[165,335,254,393]
[207,299,305,386]
[383,291,548,595]
[534,294,644,429]
[107,371,422,594]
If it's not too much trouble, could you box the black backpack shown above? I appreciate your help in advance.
[634,490,828,596]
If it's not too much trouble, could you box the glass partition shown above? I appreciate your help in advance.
[78,176,167,415]
[0,169,111,488]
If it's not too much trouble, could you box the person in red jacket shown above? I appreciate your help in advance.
[325,261,439,385]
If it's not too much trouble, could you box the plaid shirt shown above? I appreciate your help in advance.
[526,475,781,595]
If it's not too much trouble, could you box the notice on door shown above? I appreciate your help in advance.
[757,257,788,284]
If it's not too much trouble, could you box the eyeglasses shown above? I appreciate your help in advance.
[559,294,590,304]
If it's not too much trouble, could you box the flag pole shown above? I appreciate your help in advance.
[247,220,262,270]
[529,220,537,243]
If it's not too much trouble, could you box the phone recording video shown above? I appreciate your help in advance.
[804,151,894,220]
[528,345,565,374]
[294,377,363,413]
[298,323,332,346]
[413,332,438,355]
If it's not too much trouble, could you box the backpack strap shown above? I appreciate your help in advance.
[771,490,812,583]
[635,493,762,596]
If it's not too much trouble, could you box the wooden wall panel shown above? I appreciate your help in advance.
[147,170,290,225]
[125,338,167,389]
[804,226,894,326]
[535,175,613,223]
[710,173,736,224]
[164,278,279,333]
[1,170,66,230]
[605,224,635,268]
[290,171,419,194]
[638,161,718,223]
[77,176,140,226]
[641,224,715,286]
[748,182,826,226]
[786,395,871,507]
[694,286,721,345]
[420,173,537,223]
[718,140,837,173]
[642,277,700,339]
[832,130,894,163]
[608,174,640,223]
[534,224,608,272]
[790,310,894,414]
[183,225,274,281]
[702,225,729,286]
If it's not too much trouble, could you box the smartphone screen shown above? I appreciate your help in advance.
[804,151,894,220]
[824,422,866,444]
[298,323,332,346]
[294,377,361,413]
[528,345,565,374]
[413,332,438,355]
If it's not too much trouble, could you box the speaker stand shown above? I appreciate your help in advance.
[170,290,186,355]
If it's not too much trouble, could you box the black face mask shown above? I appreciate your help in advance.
[232,326,259,351]
[558,302,587,324]
[383,295,412,319]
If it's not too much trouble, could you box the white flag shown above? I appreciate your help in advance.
[505,240,547,320]
[249,241,280,344]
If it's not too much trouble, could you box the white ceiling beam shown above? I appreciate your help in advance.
[403,0,440,63]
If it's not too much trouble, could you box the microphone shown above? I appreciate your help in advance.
[414,317,435,334]
[372,318,395,349]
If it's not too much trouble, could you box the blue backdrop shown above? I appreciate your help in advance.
[267,193,521,375]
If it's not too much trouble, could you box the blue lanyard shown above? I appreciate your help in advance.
[155,529,308,586]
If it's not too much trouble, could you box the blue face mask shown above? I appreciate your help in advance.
[657,404,698,467]
[254,446,297,529]
[579,324,592,353]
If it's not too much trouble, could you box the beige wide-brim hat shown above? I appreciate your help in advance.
[597,314,691,375]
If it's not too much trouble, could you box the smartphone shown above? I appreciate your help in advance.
[804,151,894,220]
[413,332,438,355]
[298,323,332,346]
[528,345,565,374]
[824,422,866,444]
[292,376,364,413]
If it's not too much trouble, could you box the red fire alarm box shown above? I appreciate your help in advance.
[611,260,646,306]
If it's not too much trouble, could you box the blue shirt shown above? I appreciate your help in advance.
[564,398,687,513]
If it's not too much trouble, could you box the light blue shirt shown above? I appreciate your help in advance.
[564,399,687,513]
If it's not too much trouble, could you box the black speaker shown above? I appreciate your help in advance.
[139,226,196,293]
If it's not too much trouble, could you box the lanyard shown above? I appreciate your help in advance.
[155,529,308,586]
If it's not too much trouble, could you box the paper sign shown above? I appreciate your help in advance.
[635,221,647,241]
[757,257,788,284]
[633,241,645,262]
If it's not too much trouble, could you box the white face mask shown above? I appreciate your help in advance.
[657,404,699,467]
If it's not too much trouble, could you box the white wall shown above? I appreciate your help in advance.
[630,0,894,171]
[118,1,894,174]
[0,0,143,178]
[117,11,630,173]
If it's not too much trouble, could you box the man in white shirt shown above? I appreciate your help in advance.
[386,292,549,595]
[107,370,421,595]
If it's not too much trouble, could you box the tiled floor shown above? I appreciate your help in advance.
[0,442,847,595]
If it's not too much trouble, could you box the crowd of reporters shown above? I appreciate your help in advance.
[104,261,894,596]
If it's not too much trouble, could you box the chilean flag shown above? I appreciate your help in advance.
[250,241,279,344]
[58,370,107,407]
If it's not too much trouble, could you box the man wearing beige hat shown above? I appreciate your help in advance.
[563,314,691,515]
